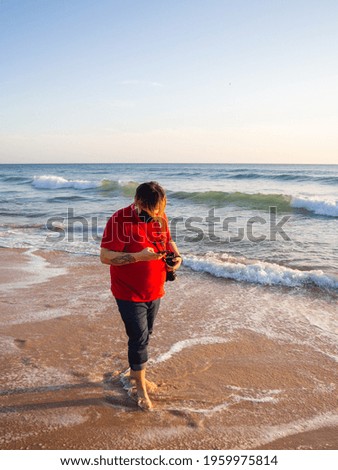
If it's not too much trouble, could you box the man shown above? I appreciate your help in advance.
[100,181,181,410]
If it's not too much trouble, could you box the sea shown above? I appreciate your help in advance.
[0,163,337,290]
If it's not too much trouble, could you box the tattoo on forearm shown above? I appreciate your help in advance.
[110,254,136,265]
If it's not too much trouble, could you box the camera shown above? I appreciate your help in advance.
[162,251,179,282]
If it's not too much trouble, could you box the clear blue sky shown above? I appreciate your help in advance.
[1,0,337,164]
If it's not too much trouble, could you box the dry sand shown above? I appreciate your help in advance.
[0,247,337,450]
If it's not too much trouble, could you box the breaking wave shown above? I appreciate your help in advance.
[170,190,337,217]
[30,176,337,217]
[32,175,138,196]
[184,254,338,292]
[291,196,338,217]
[32,175,99,190]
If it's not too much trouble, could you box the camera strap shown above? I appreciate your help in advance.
[152,240,166,254]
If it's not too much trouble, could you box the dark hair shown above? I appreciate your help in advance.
[135,181,166,216]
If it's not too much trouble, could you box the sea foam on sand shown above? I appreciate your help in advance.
[0,248,66,293]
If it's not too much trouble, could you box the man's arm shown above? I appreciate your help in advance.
[100,248,137,265]
[100,247,164,266]
[168,240,180,257]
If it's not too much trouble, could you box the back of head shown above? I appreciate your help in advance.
[135,181,166,217]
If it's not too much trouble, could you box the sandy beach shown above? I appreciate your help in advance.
[0,247,337,450]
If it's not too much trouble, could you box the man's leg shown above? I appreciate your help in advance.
[147,298,161,335]
[143,299,161,393]
[115,299,155,409]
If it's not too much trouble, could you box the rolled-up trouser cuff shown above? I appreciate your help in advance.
[130,362,147,371]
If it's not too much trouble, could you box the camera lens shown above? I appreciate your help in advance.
[165,258,175,267]
[164,253,176,267]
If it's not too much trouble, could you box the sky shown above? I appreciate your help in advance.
[0,0,337,164]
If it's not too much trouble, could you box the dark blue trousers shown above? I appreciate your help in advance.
[115,298,161,371]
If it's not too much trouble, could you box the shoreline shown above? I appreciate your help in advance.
[0,247,337,450]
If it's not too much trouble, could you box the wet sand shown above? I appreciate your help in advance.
[0,247,337,450]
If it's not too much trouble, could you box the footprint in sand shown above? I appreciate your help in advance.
[14,338,26,348]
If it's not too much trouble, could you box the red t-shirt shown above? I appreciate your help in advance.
[100,204,172,302]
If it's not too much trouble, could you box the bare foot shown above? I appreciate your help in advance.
[127,387,138,398]
[145,379,158,393]
[137,396,153,411]
[121,368,154,410]
[133,375,154,410]
[136,390,153,411]
[127,384,153,410]
[121,369,158,393]
[120,369,134,389]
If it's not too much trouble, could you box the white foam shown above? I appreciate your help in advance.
[291,196,338,217]
[257,412,338,448]
[31,175,137,192]
[152,336,228,364]
[32,175,99,190]
[227,385,282,395]
[165,388,281,416]
[168,401,232,415]
[32,410,88,428]
[0,308,70,326]
[233,394,279,404]
[0,248,66,293]
[184,255,338,291]
[2,365,76,390]
[227,386,282,405]
[0,335,18,354]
